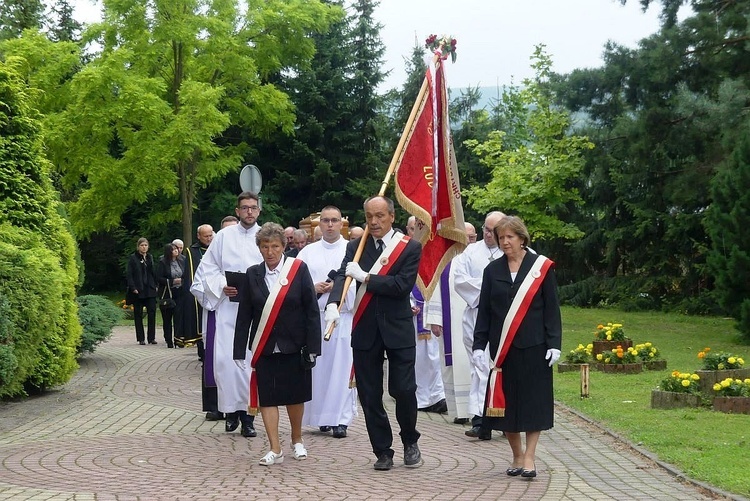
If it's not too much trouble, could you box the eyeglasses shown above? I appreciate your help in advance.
[238,205,260,213]
[320,218,341,224]
[481,225,493,233]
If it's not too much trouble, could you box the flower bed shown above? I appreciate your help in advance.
[651,390,702,409]
[695,369,750,395]
[713,397,750,414]
[593,339,633,356]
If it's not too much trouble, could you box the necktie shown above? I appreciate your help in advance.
[376,239,384,253]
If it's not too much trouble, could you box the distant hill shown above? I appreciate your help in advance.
[448,85,592,130]
[448,85,505,111]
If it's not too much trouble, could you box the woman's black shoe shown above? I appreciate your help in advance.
[521,468,537,478]
[506,467,524,476]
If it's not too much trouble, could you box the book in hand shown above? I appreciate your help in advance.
[225,270,246,302]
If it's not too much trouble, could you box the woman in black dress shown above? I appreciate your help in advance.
[233,223,321,466]
[126,237,158,345]
[473,216,562,479]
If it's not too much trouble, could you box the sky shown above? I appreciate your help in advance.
[72,0,665,91]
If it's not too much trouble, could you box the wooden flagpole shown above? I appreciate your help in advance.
[324,49,444,341]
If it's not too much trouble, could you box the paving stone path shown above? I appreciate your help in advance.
[0,326,742,500]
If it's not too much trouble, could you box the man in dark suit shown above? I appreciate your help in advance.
[325,196,423,471]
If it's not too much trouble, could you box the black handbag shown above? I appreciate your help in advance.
[300,345,316,370]
[158,282,176,309]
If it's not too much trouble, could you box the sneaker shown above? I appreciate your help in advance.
[258,450,284,466]
[292,442,307,460]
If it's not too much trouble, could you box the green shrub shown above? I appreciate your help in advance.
[0,293,19,388]
[76,295,122,354]
[0,224,80,397]
[0,61,81,398]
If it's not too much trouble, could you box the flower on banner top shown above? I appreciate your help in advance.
[593,322,627,341]
[712,377,750,397]
[425,34,458,62]
[632,342,661,362]
[565,343,593,364]
[658,370,701,394]
[698,348,745,370]
[595,345,638,364]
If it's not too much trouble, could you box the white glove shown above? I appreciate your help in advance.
[345,262,369,283]
[471,349,487,369]
[324,303,340,333]
[545,348,561,367]
[234,359,247,371]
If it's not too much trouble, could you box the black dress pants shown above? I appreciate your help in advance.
[353,334,420,458]
[134,297,156,343]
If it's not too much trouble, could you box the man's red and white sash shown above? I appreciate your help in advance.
[351,232,411,330]
[247,257,302,415]
[486,255,553,417]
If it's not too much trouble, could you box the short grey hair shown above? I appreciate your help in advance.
[255,222,286,247]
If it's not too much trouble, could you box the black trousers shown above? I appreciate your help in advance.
[133,297,156,343]
[353,335,420,458]
[159,287,183,345]
[201,362,219,413]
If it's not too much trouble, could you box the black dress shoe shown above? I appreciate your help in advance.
[419,399,449,414]
[506,467,524,476]
[148,340,157,345]
[225,415,240,432]
[430,399,448,413]
[205,411,224,421]
[332,425,347,438]
[139,341,146,345]
[521,468,537,478]
[319,426,331,432]
[404,443,423,468]
[465,426,492,440]
[240,425,257,437]
[167,343,174,348]
[373,454,394,471]
[453,417,469,425]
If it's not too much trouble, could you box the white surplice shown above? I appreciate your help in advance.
[425,264,471,420]
[451,241,500,418]
[297,237,357,428]
[190,223,262,414]
[412,288,445,409]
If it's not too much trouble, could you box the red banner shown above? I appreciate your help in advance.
[394,61,466,299]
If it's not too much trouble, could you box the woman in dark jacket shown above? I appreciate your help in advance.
[233,222,321,466]
[126,237,158,345]
[473,216,562,479]
[156,243,186,348]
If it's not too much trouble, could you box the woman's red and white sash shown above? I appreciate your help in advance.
[247,257,302,415]
[486,255,553,417]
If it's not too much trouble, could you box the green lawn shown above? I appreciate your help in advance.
[556,307,750,497]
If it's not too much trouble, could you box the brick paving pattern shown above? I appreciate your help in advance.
[0,326,742,500]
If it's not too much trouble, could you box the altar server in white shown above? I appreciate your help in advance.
[406,217,447,414]
[425,256,471,423]
[453,211,506,440]
[298,206,357,438]
[190,192,263,437]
